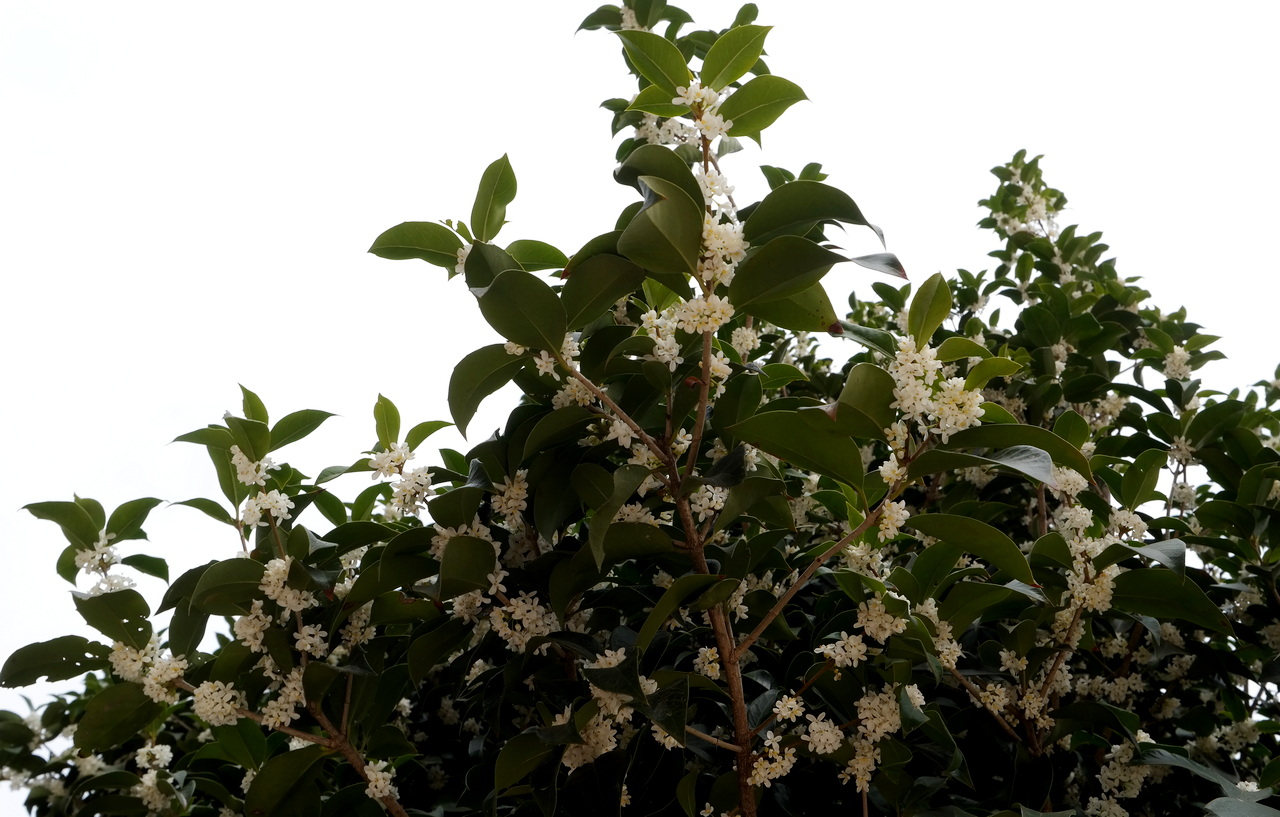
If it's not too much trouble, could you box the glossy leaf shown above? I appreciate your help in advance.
[746,281,840,333]
[616,30,693,96]
[448,344,527,437]
[562,253,646,329]
[243,744,327,816]
[906,514,1035,584]
[942,424,1091,478]
[191,559,267,616]
[964,356,1022,389]
[1111,569,1231,633]
[718,74,807,136]
[405,420,452,450]
[74,682,163,752]
[700,24,770,90]
[627,84,690,117]
[367,221,463,268]
[438,535,496,600]
[475,269,568,352]
[73,589,152,650]
[373,394,400,449]
[907,272,952,345]
[589,465,653,569]
[617,175,704,275]
[637,574,722,652]
[269,409,335,452]
[744,180,880,245]
[730,409,865,487]
[908,445,1056,486]
[936,337,991,362]
[615,143,704,210]
[850,252,907,279]
[837,363,897,441]
[728,235,848,307]
[506,239,568,271]
[471,154,517,243]
[1121,447,1168,510]
[495,731,556,791]
[0,636,110,687]
[25,501,100,550]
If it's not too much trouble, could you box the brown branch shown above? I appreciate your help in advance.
[683,330,715,478]
[946,666,1023,744]
[686,725,744,753]
[748,660,835,738]
[173,679,333,747]
[565,365,674,472]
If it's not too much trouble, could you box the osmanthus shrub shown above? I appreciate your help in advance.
[4,3,1280,817]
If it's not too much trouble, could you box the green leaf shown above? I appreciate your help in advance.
[743,180,882,246]
[506,239,568,271]
[836,363,897,441]
[495,732,556,791]
[617,175,704,275]
[368,221,463,268]
[523,407,596,460]
[942,424,1091,479]
[1121,448,1168,510]
[243,744,327,816]
[0,636,110,687]
[627,84,690,117]
[74,682,163,753]
[718,74,807,137]
[936,337,991,362]
[120,554,169,582]
[174,497,236,526]
[438,535,497,600]
[964,356,1022,390]
[373,394,400,450]
[906,514,1035,584]
[837,322,897,357]
[1111,569,1231,634]
[408,618,471,685]
[730,408,865,488]
[700,24,770,90]
[907,272,952,345]
[105,497,163,542]
[728,235,848,307]
[850,252,907,279]
[225,415,270,463]
[73,589,152,650]
[470,154,517,243]
[405,420,452,451]
[475,269,568,352]
[746,281,840,333]
[757,364,807,390]
[589,466,653,569]
[908,446,1056,486]
[1053,409,1090,448]
[615,143,704,212]
[578,5,622,31]
[448,344,527,437]
[240,385,269,424]
[562,253,646,329]
[269,410,335,452]
[25,500,101,550]
[616,30,693,96]
[191,559,267,616]
[637,574,722,652]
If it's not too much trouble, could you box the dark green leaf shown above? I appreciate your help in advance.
[746,281,841,333]
[617,176,704,275]
[627,84,691,117]
[965,356,1022,390]
[616,30,693,96]
[74,682,163,752]
[269,410,335,452]
[368,221,462,268]
[191,559,267,616]
[373,394,400,449]
[906,514,1034,584]
[936,337,991,362]
[471,154,517,243]
[25,500,100,550]
[637,574,721,652]
[475,269,568,352]
[942,424,1091,479]
[718,75,807,136]
[589,465,653,569]
[506,239,568,271]
[562,253,647,329]
[743,180,881,245]
[73,589,152,650]
[495,732,556,791]
[448,344,527,437]
[120,554,169,582]
[240,385,269,424]
[243,744,327,816]
[438,536,497,600]
[0,636,110,687]
[907,273,952,345]
[908,446,1056,486]
[700,24,770,90]
[1111,569,1231,634]
[728,235,848,307]
[730,408,865,487]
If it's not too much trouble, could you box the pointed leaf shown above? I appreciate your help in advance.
[942,424,1091,478]
[744,180,882,245]
[438,535,496,600]
[368,221,463,268]
[718,75,807,137]
[74,682,163,752]
[373,394,401,449]
[190,559,267,616]
[627,84,691,117]
[1111,569,1231,634]
[471,154,517,243]
[730,409,865,487]
[837,362,897,440]
[908,446,1057,486]
[615,143,704,210]
[475,269,568,352]
[269,410,335,452]
[25,501,101,550]
[73,589,152,650]
[496,731,556,791]
[907,272,952,345]
[589,465,653,569]
[562,253,647,329]
[850,252,907,279]
[936,337,991,362]
[448,344,527,437]
[616,30,693,96]
[906,514,1034,584]
[637,574,721,652]
[0,636,110,687]
[405,420,452,451]
[700,25,771,90]
[506,239,568,271]
[617,176,704,275]
[243,744,327,816]
[240,385,269,424]
[965,356,1023,389]
[746,281,840,333]
[105,497,164,542]
[728,235,848,307]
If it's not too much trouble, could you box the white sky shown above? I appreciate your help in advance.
[1,1,1277,796]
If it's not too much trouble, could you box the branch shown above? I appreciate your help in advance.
[682,330,715,477]
[686,725,744,753]
[566,365,674,472]
[945,666,1023,744]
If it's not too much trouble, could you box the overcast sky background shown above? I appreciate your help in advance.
[1,1,1277,797]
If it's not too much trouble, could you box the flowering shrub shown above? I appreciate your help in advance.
[4,4,1280,817]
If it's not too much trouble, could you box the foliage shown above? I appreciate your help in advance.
[4,3,1280,817]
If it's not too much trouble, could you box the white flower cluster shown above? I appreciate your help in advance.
[887,338,985,442]
[699,210,748,286]
[672,80,733,141]
[134,744,172,770]
[730,326,760,360]
[801,712,843,755]
[492,469,529,517]
[431,515,498,560]
[689,485,727,523]
[131,769,173,816]
[877,500,909,542]
[261,666,306,730]
[915,598,962,669]
[552,377,594,409]
[1086,732,1156,816]
[675,294,735,335]
[838,737,881,792]
[241,489,294,528]
[748,730,797,788]
[260,556,318,615]
[693,646,721,679]
[192,680,245,727]
[390,466,434,518]
[75,530,135,596]
[633,112,697,147]
[109,635,188,704]
[489,592,557,653]
[368,441,413,478]
[772,693,805,723]
[364,760,399,801]
[1163,345,1192,381]
[814,631,867,668]
[230,444,280,487]
[856,595,909,643]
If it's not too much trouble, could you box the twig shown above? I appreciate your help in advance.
[686,725,744,753]
[945,666,1023,744]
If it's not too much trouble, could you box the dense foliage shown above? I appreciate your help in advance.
[4,3,1280,816]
